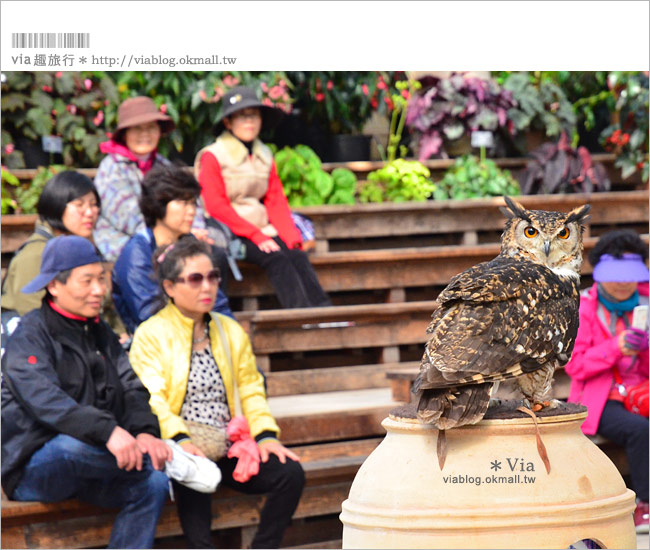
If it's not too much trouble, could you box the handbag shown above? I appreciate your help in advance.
[612,366,649,417]
[183,315,245,460]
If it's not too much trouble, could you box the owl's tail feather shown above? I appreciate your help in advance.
[417,383,493,430]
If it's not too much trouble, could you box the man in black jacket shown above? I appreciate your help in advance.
[1,235,172,549]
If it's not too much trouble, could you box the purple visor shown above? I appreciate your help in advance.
[593,253,649,283]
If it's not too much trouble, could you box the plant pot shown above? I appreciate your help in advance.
[443,134,472,158]
[340,402,636,549]
[325,134,372,163]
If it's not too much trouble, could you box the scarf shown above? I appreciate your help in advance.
[597,284,639,334]
[99,139,158,174]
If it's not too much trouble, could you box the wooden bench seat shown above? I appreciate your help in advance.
[228,235,649,311]
[234,300,437,372]
[1,437,384,549]
[295,190,649,252]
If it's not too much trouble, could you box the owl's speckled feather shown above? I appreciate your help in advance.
[414,197,591,429]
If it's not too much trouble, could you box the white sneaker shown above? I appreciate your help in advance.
[164,440,221,493]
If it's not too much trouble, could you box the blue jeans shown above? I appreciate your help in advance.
[12,434,169,549]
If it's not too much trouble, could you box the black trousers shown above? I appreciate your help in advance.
[597,399,649,501]
[242,237,330,309]
[173,455,305,548]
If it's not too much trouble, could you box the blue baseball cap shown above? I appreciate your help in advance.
[22,235,104,294]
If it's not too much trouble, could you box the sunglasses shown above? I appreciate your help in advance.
[174,269,221,287]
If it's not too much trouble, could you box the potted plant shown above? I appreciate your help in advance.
[288,71,402,162]
[360,80,436,203]
[405,73,516,161]
[434,152,521,200]
[501,72,577,155]
[600,71,649,183]
[518,132,611,194]
[1,71,118,168]
[273,144,357,206]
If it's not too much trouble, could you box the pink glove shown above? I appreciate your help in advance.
[625,327,649,352]
[227,416,260,483]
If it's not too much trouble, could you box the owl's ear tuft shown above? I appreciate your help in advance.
[500,196,531,222]
[565,204,591,225]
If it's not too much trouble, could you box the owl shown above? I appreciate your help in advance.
[413,197,591,430]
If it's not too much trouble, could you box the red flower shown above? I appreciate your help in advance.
[260,82,269,92]
[370,97,378,109]
[327,80,334,90]
[315,93,325,102]
[4,143,15,154]
[620,133,630,145]
[55,71,63,78]
[269,85,284,100]
[106,132,113,139]
[160,104,167,114]
[93,110,104,126]
[361,84,369,96]
[66,104,77,115]
[315,78,322,91]
[384,96,394,110]
[84,79,92,91]
[401,89,410,100]
[377,80,387,91]
[637,161,646,170]
[42,85,53,93]
[51,109,57,117]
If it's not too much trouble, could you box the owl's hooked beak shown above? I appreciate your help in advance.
[543,241,551,256]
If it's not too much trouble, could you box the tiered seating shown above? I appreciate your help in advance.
[1,160,647,547]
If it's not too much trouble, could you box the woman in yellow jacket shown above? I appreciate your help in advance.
[129,235,304,548]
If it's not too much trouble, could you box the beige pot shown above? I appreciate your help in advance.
[340,406,636,549]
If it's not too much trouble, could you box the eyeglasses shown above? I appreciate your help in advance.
[174,269,221,287]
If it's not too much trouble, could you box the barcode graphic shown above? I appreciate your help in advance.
[11,33,90,48]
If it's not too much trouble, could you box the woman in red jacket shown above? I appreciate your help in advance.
[565,229,648,533]
[194,86,330,309]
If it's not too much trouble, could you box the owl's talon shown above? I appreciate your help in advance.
[522,398,532,410]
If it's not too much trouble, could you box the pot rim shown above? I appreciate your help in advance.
[386,410,588,430]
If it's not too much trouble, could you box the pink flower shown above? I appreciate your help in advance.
[269,85,283,100]
[223,75,238,87]
[66,104,77,115]
[55,71,63,78]
[327,80,334,90]
[279,79,286,87]
[315,92,325,102]
[5,143,15,154]
[261,82,268,92]
[106,132,113,139]
[42,85,53,93]
[104,100,109,106]
[262,98,273,107]
[401,89,410,100]
[93,110,104,126]
[199,89,207,101]
[361,84,369,96]
[51,109,57,116]
[377,80,387,91]
[160,103,167,114]
[84,79,92,91]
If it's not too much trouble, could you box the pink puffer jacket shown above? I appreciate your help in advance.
[565,282,649,435]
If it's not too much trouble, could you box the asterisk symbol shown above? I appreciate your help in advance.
[490,459,502,471]
[79,56,87,64]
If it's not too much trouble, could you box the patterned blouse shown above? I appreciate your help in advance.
[181,345,231,433]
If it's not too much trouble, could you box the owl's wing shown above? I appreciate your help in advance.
[417,257,578,391]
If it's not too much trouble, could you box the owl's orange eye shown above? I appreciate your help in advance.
[524,227,538,238]
[557,227,570,239]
